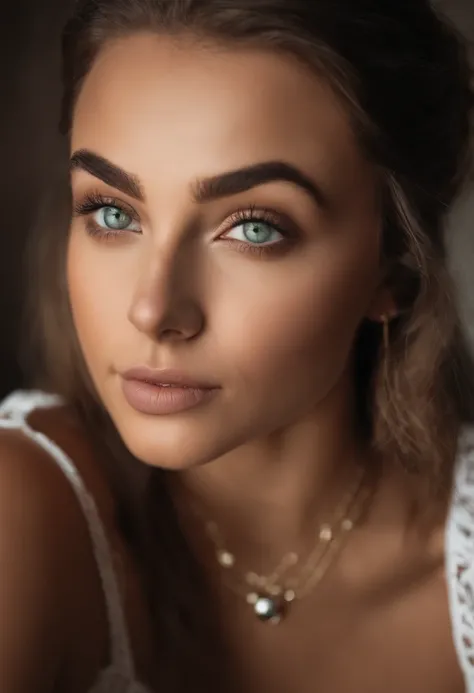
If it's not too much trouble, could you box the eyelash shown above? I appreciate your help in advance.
[72,192,296,256]
[73,192,139,242]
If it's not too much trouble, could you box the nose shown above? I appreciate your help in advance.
[128,245,205,342]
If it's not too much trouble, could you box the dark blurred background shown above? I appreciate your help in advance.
[0,0,473,399]
[0,0,75,397]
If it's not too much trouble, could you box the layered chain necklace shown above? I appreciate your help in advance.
[187,466,375,625]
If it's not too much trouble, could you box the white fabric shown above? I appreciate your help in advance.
[1,389,474,691]
[0,390,151,693]
[446,424,474,692]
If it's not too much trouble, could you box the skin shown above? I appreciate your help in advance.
[0,32,465,693]
[68,34,388,542]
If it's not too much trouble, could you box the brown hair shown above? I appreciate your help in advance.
[24,0,474,688]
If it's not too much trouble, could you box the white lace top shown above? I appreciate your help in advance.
[1,389,474,692]
[446,424,474,690]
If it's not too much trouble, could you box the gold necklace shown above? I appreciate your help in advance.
[198,467,374,625]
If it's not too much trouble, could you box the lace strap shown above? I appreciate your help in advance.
[0,389,63,420]
[446,425,474,692]
[0,390,135,678]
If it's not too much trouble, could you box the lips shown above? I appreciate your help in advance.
[121,367,217,389]
[119,367,218,415]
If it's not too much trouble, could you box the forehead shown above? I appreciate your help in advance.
[72,33,371,192]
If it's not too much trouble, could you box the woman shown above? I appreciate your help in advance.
[1,0,474,690]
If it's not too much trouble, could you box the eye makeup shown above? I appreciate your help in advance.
[72,191,300,256]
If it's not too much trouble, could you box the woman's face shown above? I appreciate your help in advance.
[68,33,385,469]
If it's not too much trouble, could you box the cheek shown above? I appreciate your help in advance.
[215,245,378,402]
[66,233,127,373]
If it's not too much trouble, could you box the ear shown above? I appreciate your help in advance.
[365,287,397,322]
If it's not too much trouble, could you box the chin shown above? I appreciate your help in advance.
[110,408,245,471]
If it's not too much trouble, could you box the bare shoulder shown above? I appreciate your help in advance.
[0,418,92,537]
[0,419,107,691]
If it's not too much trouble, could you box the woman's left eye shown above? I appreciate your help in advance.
[224,220,284,246]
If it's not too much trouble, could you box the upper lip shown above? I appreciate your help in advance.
[120,366,218,389]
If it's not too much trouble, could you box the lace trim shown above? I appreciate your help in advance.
[447,425,474,692]
[0,389,63,418]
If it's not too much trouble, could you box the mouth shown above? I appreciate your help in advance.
[119,367,219,415]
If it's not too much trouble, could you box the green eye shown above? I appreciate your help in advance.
[227,220,283,245]
[242,222,275,244]
[98,206,133,230]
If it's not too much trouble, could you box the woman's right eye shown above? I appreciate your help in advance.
[73,195,142,239]
[92,205,141,233]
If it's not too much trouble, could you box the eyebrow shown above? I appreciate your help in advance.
[69,149,329,209]
[70,149,145,201]
[194,161,329,209]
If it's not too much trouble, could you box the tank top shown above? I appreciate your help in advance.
[1,389,474,691]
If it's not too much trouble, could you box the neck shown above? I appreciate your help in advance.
[172,373,373,565]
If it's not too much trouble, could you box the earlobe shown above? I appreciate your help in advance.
[364,288,397,323]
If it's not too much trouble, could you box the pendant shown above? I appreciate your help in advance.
[247,593,286,625]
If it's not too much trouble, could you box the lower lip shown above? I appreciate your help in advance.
[121,378,216,415]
